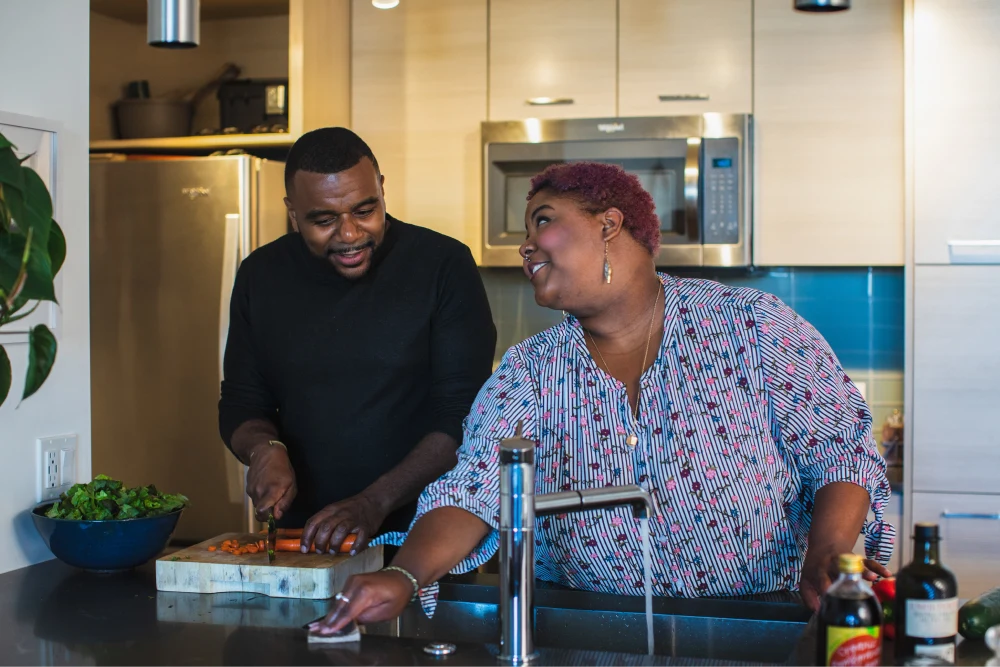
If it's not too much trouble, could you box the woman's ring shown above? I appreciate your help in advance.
[335,592,350,604]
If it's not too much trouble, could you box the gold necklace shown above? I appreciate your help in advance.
[586,285,661,448]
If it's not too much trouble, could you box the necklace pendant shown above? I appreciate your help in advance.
[626,433,638,447]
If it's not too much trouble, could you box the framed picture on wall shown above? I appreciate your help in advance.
[0,110,63,345]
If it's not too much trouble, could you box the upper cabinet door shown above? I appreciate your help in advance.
[753,0,904,266]
[351,0,488,255]
[618,0,752,117]
[914,0,1000,265]
[488,0,616,121]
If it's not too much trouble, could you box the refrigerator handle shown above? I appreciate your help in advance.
[219,213,256,532]
[219,214,241,388]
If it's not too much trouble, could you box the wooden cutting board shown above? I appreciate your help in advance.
[155,533,383,600]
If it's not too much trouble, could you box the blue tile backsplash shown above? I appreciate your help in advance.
[479,266,904,373]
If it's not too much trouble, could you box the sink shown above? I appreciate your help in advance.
[365,574,813,664]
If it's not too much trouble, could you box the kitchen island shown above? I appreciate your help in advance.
[0,558,992,665]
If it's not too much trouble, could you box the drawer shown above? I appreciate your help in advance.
[913,266,1000,493]
[911,492,1000,599]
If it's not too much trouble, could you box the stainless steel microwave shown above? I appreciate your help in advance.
[481,114,752,268]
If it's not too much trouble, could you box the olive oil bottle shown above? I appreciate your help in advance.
[818,553,884,666]
[895,523,959,663]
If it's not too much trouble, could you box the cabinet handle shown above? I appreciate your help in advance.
[526,97,574,106]
[659,94,710,102]
[947,239,1000,265]
[941,511,1000,520]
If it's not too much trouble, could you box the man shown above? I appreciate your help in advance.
[219,127,496,554]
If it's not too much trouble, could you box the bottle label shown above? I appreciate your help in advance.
[915,643,956,662]
[826,626,882,666]
[906,598,958,638]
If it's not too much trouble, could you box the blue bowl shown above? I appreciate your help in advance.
[31,502,183,572]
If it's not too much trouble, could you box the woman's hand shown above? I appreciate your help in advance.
[308,571,414,635]
[800,550,893,611]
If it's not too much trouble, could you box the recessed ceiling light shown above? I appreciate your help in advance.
[372,0,399,8]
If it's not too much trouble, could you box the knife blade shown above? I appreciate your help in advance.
[267,512,277,564]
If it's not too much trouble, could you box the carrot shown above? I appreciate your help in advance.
[275,538,315,552]
[274,534,357,553]
[247,546,259,554]
[258,540,265,550]
[208,546,217,552]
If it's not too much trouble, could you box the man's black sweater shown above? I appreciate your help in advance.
[219,218,497,533]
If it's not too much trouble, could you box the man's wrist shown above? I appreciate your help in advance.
[359,486,393,521]
[246,439,287,466]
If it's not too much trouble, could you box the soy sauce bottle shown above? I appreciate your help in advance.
[895,523,958,663]
[817,553,884,666]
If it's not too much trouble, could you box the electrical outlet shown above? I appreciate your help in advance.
[37,435,77,502]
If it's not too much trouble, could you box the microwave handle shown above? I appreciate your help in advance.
[683,136,701,241]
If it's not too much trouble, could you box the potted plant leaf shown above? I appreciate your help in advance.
[0,129,65,407]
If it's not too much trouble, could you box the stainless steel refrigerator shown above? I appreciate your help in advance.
[90,155,288,543]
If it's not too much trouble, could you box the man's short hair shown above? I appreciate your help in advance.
[284,127,380,193]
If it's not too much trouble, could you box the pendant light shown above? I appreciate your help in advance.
[148,0,201,49]
[794,0,850,11]
[372,0,400,8]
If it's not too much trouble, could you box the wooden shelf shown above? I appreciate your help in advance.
[89,133,295,152]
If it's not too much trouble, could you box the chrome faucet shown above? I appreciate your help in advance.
[499,423,653,665]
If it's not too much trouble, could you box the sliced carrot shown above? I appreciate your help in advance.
[247,546,259,554]
[208,546,217,552]
[258,540,265,550]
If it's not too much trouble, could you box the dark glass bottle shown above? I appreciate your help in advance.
[817,553,884,666]
[895,523,959,663]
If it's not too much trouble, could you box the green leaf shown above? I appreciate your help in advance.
[0,232,54,302]
[0,132,14,151]
[7,167,53,253]
[0,147,24,193]
[22,324,56,401]
[2,300,39,324]
[0,346,10,408]
[48,219,65,277]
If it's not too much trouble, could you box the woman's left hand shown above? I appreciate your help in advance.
[800,550,893,612]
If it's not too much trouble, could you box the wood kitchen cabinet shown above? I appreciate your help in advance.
[753,0,904,266]
[912,493,1000,598]
[914,0,1000,264]
[488,0,616,121]
[618,0,752,117]
[912,266,1000,495]
[351,0,487,258]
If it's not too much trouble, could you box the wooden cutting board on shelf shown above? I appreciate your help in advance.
[155,533,383,600]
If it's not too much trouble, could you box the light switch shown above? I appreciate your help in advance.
[59,447,75,486]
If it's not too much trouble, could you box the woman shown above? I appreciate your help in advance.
[310,162,894,635]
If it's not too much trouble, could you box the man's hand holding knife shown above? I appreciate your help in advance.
[245,439,297,523]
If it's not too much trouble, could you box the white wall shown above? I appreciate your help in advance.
[91,12,290,140]
[0,1,91,572]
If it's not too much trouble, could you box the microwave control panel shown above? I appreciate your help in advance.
[700,137,741,245]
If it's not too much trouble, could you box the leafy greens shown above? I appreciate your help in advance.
[44,474,188,521]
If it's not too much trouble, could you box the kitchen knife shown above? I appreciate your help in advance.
[267,512,276,564]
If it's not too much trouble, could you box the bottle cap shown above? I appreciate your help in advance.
[913,523,940,541]
[838,553,864,574]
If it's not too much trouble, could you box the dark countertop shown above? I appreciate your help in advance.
[0,558,993,666]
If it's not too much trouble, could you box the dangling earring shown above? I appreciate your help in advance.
[603,240,612,284]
